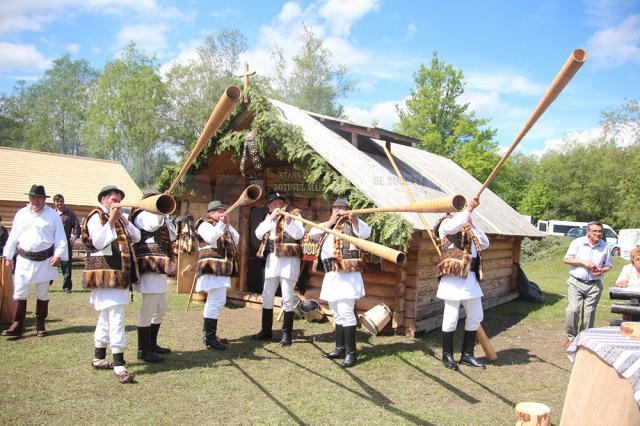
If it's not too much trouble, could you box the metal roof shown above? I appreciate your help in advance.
[270,99,542,237]
[0,147,142,206]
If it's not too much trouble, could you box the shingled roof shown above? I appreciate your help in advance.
[270,99,542,238]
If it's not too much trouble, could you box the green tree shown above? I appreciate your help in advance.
[491,153,538,210]
[2,56,97,155]
[396,52,499,182]
[82,43,169,187]
[271,26,355,117]
[165,30,249,155]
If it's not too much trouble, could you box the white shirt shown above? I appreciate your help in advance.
[3,204,68,284]
[564,236,613,281]
[309,218,371,302]
[86,207,141,311]
[436,211,490,301]
[133,211,177,294]
[195,220,240,292]
[254,213,304,280]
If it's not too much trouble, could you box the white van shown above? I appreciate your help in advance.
[618,229,640,260]
[536,220,618,243]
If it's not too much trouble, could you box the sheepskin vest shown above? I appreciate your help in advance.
[194,217,237,277]
[256,211,302,259]
[129,209,176,277]
[434,216,484,281]
[315,216,363,273]
[81,208,137,289]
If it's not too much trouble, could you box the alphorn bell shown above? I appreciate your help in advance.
[225,184,262,215]
[344,195,466,216]
[113,194,177,215]
[279,211,406,265]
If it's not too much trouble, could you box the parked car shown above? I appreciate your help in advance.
[565,227,620,256]
[619,229,640,260]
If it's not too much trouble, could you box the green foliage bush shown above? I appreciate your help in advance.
[520,236,569,263]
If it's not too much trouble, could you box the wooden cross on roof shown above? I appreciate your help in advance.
[238,62,256,102]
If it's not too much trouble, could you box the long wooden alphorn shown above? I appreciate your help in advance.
[224,184,262,216]
[279,211,406,265]
[113,194,177,215]
[344,195,466,216]
[167,85,242,195]
[476,49,587,197]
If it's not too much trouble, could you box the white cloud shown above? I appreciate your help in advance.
[344,99,404,129]
[319,0,381,35]
[405,23,416,40]
[116,23,169,54]
[582,0,638,28]
[210,7,240,19]
[466,71,546,96]
[0,0,190,34]
[158,38,201,76]
[587,14,640,67]
[0,42,50,71]
[65,42,80,54]
[534,124,637,156]
[278,2,303,23]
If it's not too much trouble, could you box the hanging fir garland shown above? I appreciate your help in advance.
[159,86,414,250]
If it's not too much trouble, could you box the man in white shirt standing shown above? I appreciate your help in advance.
[309,198,371,368]
[2,184,67,339]
[130,189,177,362]
[563,221,612,347]
[253,191,304,346]
[434,196,490,371]
[82,185,140,384]
[194,200,239,350]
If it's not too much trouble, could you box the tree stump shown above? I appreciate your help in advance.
[515,402,551,426]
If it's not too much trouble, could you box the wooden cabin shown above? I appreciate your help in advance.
[0,147,142,229]
[176,98,543,335]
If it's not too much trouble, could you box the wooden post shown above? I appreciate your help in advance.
[238,205,250,292]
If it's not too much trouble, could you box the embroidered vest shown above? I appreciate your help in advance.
[194,217,237,277]
[129,209,176,277]
[315,216,364,273]
[433,215,484,281]
[256,211,302,259]
[81,208,138,289]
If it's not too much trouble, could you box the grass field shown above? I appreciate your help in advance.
[0,239,626,425]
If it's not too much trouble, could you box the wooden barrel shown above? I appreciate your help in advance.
[0,258,14,324]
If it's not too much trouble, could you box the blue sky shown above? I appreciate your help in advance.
[1,0,639,154]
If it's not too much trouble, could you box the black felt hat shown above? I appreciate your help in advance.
[331,198,350,208]
[24,184,49,198]
[265,191,285,204]
[98,185,125,202]
[142,188,161,199]
[207,200,226,212]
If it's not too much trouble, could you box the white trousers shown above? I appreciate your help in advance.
[138,292,169,327]
[94,305,126,350]
[262,277,295,311]
[204,287,227,319]
[329,299,357,327]
[14,281,49,301]
[441,298,484,332]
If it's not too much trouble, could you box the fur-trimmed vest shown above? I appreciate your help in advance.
[81,208,138,289]
[129,209,176,277]
[434,215,484,281]
[195,217,237,278]
[256,211,302,258]
[315,216,364,273]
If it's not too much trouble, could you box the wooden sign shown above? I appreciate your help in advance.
[266,167,322,197]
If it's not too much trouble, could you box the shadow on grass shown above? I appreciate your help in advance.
[456,370,515,407]
[491,348,570,372]
[263,345,434,426]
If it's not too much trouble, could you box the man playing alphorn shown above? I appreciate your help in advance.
[309,198,371,368]
[253,191,304,346]
[82,185,140,384]
[434,195,489,370]
[194,200,239,350]
[130,189,177,362]
[2,184,67,339]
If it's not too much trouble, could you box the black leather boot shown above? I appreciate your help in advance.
[459,330,485,369]
[323,324,345,359]
[441,331,458,371]
[35,299,49,337]
[203,318,226,350]
[150,323,171,354]
[138,327,164,362]
[2,299,26,338]
[251,308,273,340]
[341,326,357,368]
[280,311,294,347]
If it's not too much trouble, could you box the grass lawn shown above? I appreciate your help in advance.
[0,240,627,425]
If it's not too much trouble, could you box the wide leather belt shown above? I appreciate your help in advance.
[571,275,601,285]
[18,245,54,261]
